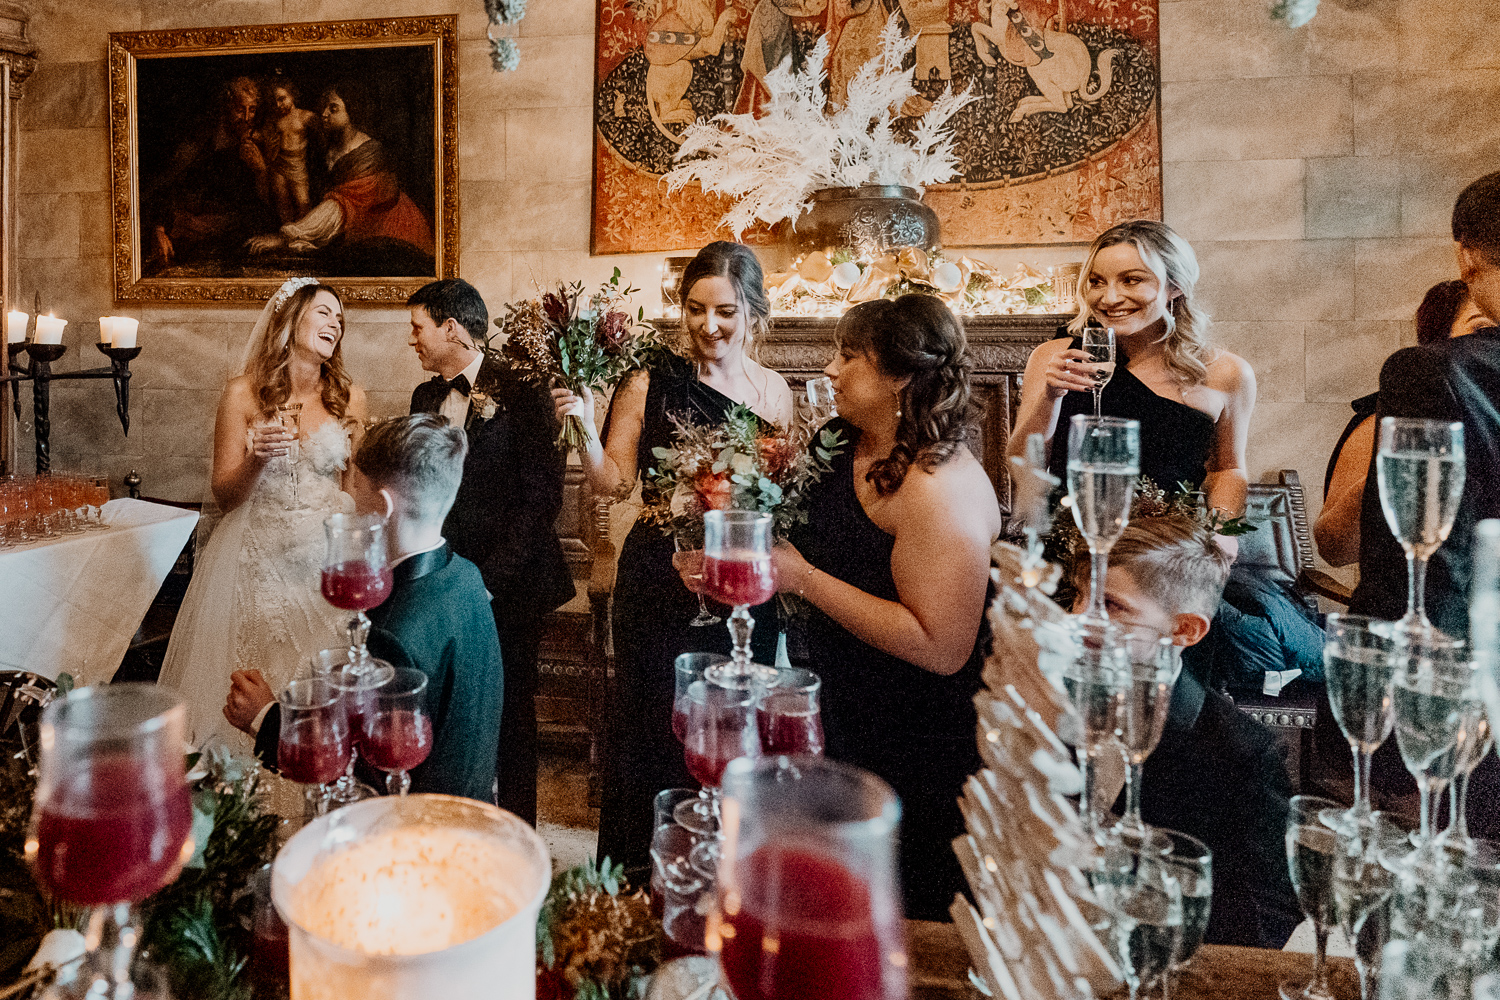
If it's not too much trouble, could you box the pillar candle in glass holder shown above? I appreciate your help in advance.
[33,315,66,344]
[272,794,549,1000]
[7,310,27,343]
[111,318,139,349]
[98,317,116,345]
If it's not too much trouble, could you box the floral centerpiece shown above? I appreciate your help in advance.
[491,269,664,451]
[662,18,976,239]
[765,248,1064,317]
[639,404,846,542]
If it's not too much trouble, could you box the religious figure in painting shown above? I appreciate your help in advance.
[972,0,1120,122]
[257,77,321,224]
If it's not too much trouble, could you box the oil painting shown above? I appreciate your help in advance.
[109,16,459,303]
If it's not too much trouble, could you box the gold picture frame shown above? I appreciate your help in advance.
[108,15,459,304]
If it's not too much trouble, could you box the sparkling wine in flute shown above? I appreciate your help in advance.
[1121,885,1182,991]
[1391,681,1467,779]
[1325,645,1396,752]
[1378,451,1464,558]
[1067,461,1137,546]
[1286,825,1337,927]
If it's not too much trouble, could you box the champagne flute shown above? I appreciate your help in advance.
[757,667,825,756]
[1323,614,1397,834]
[275,677,351,818]
[1092,832,1183,1000]
[1082,326,1116,419]
[321,513,394,669]
[1436,709,1492,854]
[1067,415,1140,624]
[806,375,838,427]
[1377,417,1465,635]
[674,678,761,838]
[715,755,908,1000]
[362,667,433,797]
[675,521,720,627]
[701,510,778,688]
[1331,814,1401,1000]
[276,402,305,511]
[1282,794,1342,1000]
[1115,631,1175,843]
[1062,617,1129,842]
[1157,828,1212,1000]
[1391,631,1480,851]
[26,684,195,1000]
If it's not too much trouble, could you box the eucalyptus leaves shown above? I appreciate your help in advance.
[485,0,526,72]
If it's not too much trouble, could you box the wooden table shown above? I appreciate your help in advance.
[907,920,1359,999]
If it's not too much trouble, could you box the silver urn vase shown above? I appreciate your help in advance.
[788,185,941,259]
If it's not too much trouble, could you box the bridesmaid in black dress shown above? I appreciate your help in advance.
[774,295,1003,920]
[553,242,792,880]
[1009,220,1256,550]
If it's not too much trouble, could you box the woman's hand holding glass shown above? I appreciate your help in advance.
[248,420,294,462]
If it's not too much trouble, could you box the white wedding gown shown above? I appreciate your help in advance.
[159,421,355,754]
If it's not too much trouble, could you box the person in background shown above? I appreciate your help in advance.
[1316,279,1494,567]
[224,414,503,804]
[407,278,573,825]
[1073,516,1302,949]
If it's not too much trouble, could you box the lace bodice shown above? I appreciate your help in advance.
[248,419,351,511]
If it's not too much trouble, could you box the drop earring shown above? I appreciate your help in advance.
[894,389,902,421]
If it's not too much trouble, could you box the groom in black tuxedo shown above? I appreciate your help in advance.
[406,279,574,824]
[225,415,503,802]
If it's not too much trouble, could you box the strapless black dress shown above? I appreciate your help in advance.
[598,353,779,879]
[1047,338,1216,492]
[790,419,986,921]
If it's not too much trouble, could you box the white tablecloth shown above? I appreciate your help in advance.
[0,498,199,685]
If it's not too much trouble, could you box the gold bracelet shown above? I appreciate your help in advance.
[797,565,816,598]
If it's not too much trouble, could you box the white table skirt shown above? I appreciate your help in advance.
[0,498,199,685]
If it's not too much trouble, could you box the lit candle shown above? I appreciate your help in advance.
[111,318,139,349]
[5,310,25,344]
[98,317,116,345]
[33,315,66,345]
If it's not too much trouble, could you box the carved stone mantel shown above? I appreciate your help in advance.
[758,312,1070,512]
[0,2,36,475]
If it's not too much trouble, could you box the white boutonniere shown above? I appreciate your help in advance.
[470,390,498,421]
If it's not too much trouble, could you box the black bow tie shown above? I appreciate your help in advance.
[434,373,471,397]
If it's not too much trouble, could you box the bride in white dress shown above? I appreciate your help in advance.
[159,278,368,752]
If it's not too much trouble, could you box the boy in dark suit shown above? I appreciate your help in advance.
[1072,516,1303,949]
[406,279,574,824]
[224,414,504,804]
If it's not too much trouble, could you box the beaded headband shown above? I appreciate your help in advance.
[270,276,318,313]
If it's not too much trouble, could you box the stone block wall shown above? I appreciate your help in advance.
[8,0,1496,579]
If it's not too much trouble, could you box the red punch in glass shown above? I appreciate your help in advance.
[362,667,433,796]
[322,513,393,669]
[701,510,778,688]
[276,677,351,817]
[758,668,825,757]
[675,679,761,838]
[27,684,196,1000]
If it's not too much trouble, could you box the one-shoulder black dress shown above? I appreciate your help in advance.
[790,419,986,921]
[599,353,779,879]
[1046,338,1215,491]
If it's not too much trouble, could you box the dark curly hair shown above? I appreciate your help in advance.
[1415,279,1471,345]
[835,294,978,496]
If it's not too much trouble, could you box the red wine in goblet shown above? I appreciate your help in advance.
[321,561,394,611]
[323,513,391,667]
[702,511,779,688]
[363,668,433,796]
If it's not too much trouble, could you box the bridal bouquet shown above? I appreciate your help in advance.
[491,269,663,451]
[640,403,846,540]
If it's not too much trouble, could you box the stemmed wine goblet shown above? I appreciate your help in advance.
[1082,326,1116,419]
[1067,415,1140,624]
[26,684,196,1000]
[1282,794,1342,1000]
[675,522,720,627]
[1114,631,1175,843]
[361,667,433,796]
[275,677,351,817]
[1322,614,1396,834]
[1158,828,1212,1000]
[715,756,909,1000]
[757,667,825,756]
[323,659,395,808]
[1391,630,1482,852]
[276,402,306,511]
[1091,831,1183,1000]
[322,513,394,669]
[674,678,761,838]
[701,510,778,688]
[1063,617,1129,842]
[1377,417,1465,635]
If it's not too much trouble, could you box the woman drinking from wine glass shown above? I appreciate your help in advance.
[159,278,366,754]
[766,294,1001,920]
[1008,220,1256,556]
[552,241,793,881]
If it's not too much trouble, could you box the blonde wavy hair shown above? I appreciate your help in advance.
[1067,220,1213,386]
[244,283,352,419]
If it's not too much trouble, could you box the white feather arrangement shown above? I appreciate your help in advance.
[664,16,977,239]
